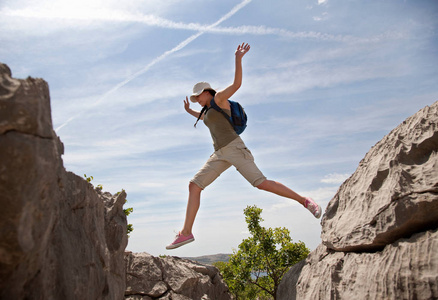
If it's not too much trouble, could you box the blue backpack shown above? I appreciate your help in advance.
[210,98,247,135]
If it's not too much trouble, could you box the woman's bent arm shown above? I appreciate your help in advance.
[184,97,203,119]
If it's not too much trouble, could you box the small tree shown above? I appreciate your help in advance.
[218,205,310,299]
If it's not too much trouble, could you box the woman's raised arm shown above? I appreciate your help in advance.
[215,43,250,106]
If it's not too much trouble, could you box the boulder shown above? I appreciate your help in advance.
[278,101,438,299]
[322,101,438,252]
[125,252,232,300]
[0,63,128,299]
[279,229,437,299]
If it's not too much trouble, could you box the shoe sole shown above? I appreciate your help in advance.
[166,237,195,250]
[315,205,322,219]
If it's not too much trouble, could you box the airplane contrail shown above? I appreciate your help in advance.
[3,2,389,44]
[55,0,252,132]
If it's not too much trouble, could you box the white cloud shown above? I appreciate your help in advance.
[1,4,395,44]
[1,6,198,30]
[1,0,178,17]
[0,0,253,34]
[313,12,328,22]
[243,61,404,102]
[321,173,351,184]
[53,0,253,132]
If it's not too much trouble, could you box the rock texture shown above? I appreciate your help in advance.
[0,63,128,299]
[125,252,232,300]
[278,101,438,300]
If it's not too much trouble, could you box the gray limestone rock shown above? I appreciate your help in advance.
[278,101,438,300]
[0,62,128,299]
[125,252,232,300]
[322,101,438,252]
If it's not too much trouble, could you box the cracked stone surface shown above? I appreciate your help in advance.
[322,101,438,252]
[125,252,231,300]
[279,229,438,300]
[0,62,128,299]
[277,101,438,299]
[0,63,53,138]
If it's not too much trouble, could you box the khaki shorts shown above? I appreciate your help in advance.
[191,137,267,189]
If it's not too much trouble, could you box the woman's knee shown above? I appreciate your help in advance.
[189,181,203,193]
[256,179,269,191]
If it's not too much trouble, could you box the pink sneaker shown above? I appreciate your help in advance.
[166,232,195,250]
[304,197,322,219]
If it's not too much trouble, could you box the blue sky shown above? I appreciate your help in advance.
[1,0,437,257]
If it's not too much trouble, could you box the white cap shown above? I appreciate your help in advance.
[190,82,216,102]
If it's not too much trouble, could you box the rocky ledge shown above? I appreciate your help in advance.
[125,252,232,300]
[278,101,438,299]
[0,63,128,299]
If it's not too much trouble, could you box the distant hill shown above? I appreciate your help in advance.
[184,253,231,265]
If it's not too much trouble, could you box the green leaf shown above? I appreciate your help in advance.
[217,205,310,299]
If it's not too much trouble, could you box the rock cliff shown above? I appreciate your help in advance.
[277,101,438,299]
[125,252,232,300]
[0,63,128,299]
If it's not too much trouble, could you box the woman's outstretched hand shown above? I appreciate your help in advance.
[184,96,191,112]
[235,42,250,59]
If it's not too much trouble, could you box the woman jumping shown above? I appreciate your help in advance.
[166,43,321,250]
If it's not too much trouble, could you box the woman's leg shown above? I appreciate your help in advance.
[226,138,320,216]
[178,154,231,237]
[181,182,202,236]
[256,179,322,218]
[166,182,203,249]
[256,179,306,205]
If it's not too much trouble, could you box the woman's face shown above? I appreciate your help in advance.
[196,90,212,106]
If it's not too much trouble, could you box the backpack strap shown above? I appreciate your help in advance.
[210,98,234,128]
